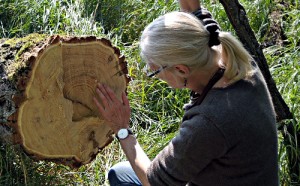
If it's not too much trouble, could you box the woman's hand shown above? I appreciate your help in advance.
[179,0,200,12]
[93,83,131,133]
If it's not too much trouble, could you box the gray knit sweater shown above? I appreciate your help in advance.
[146,66,279,186]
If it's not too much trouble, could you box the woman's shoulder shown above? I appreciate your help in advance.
[182,62,274,131]
[185,62,268,110]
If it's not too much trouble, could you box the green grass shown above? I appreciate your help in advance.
[0,0,299,185]
[265,43,300,184]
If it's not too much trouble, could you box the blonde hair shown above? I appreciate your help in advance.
[140,11,254,82]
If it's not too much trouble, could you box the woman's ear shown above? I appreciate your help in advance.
[173,64,190,77]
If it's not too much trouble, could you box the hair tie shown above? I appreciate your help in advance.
[192,7,221,47]
[205,23,220,47]
[192,8,212,20]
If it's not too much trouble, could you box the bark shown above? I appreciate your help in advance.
[0,34,130,168]
[218,0,293,121]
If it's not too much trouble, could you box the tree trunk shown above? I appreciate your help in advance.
[0,34,130,168]
[218,0,293,121]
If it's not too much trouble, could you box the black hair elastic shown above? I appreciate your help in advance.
[192,7,221,47]
[205,23,220,47]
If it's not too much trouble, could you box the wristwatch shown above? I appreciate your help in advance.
[116,128,134,140]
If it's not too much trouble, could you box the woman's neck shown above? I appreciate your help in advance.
[187,64,229,93]
[186,67,214,93]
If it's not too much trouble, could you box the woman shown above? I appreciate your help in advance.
[93,1,279,185]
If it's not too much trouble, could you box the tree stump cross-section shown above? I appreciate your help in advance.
[1,35,130,167]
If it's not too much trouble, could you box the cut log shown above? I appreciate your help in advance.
[0,34,130,167]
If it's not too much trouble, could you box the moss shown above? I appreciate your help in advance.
[4,33,48,47]
[6,33,48,59]
[15,41,34,61]
[3,33,49,80]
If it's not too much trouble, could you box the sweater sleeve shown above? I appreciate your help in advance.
[146,113,228,185]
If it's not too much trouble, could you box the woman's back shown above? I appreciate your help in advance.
[147,65,278,186]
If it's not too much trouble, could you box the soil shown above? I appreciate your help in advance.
[261,1,290,48]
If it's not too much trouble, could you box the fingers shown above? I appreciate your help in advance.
[97,83,112,102]
[93,84,131,130]
[93,91,111,121]
[122,91,129,106]
[93,96,105,115]
[103,84,118,102]
[95,88,108,108]
[95,83,129,109]
[97,83,119,102]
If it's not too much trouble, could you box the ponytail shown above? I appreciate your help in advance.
[193,7,254,82]
[218,32,254,82]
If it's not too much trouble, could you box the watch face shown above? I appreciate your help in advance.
[117,128,129,139]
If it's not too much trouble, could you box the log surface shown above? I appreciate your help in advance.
[0,35,130,167]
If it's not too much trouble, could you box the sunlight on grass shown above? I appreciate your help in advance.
[0,0,299,185]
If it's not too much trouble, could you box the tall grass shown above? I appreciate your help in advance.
[0,0,299,185]
[263,1,300,183]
